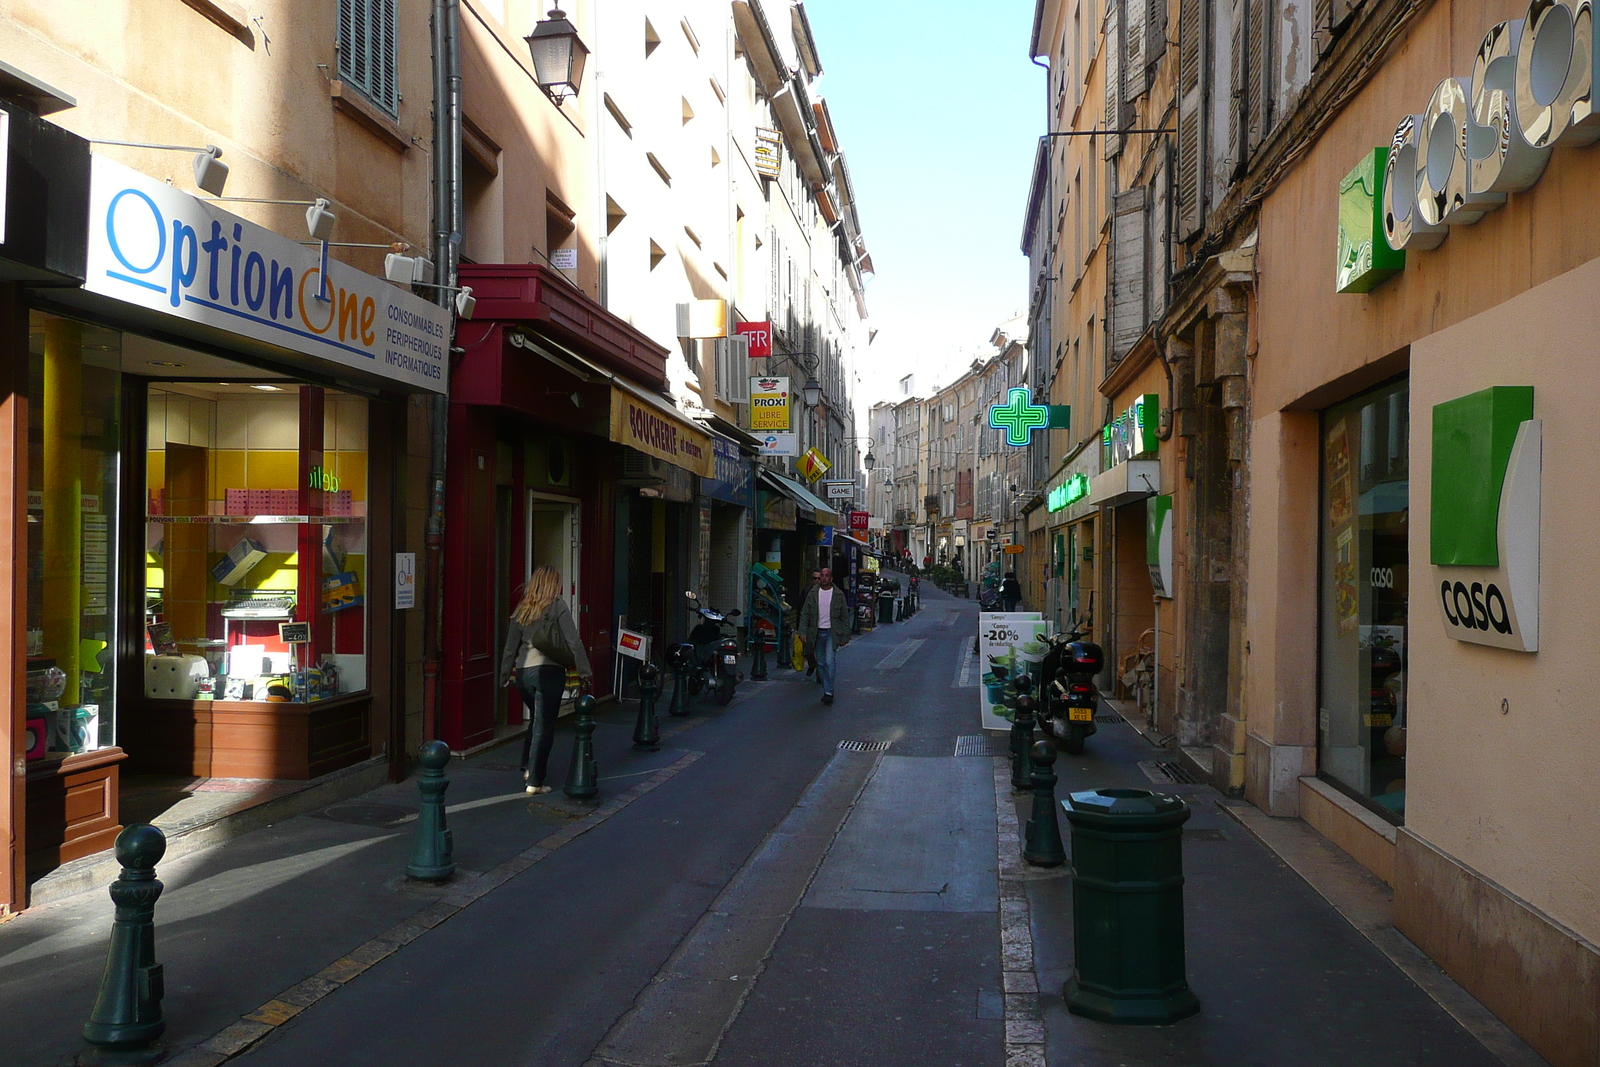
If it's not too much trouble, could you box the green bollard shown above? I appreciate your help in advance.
[406,741,455,882]
[633,663,662,750]
[1023,740,1067,867]
[565,694,599,799]
[669,663,691,717]
[83,825,167,1065]
[750,631,768,680]
[1011,689,1036,791]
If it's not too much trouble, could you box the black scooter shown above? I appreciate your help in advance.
[668,590,743,707]
[1038,626,1105,755]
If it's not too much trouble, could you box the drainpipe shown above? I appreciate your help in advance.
[423,0,461,745]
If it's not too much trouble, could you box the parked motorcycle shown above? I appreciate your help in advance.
[670,590,743,706]
[1037,626,1104,755]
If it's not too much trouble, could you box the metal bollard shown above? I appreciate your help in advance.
[83,825,167,1064]
[669,663,691,717]
[406,741,456,883]
[1011,688,1036,791]
[1023,740,1067,867]
[564,694,599,799]
[750,630,768,680]
[633,662,662,750]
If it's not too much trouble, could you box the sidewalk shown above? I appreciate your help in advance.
[0,698,709,1067]
[1002,704,1550,1067]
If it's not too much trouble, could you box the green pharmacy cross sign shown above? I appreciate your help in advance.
[989,387,1068,446]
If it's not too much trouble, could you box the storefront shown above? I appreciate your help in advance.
[445,265,701,749]
[1037,439,1101,637]
[9,151,447,895]
[756,469,839,602]
[700,432,756,626]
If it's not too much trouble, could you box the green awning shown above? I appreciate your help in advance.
[758,469,840,526]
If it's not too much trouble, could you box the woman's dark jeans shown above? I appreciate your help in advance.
[516,664,567,786]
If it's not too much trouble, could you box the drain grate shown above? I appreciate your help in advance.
[837,739,891,752]
[1184,827,1228,841]
[954,734,1009,757]
[315,802,413,827]
[1094,715,1121,724]
[1139,759,1201,785]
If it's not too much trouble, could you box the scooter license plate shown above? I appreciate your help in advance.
[1068,707,1094,722]
[722,655,738,664]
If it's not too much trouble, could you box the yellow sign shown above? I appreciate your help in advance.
[749,375,791,432]
[609,388,714,477]
[1004,544,1026,554]
[797,447,831,483]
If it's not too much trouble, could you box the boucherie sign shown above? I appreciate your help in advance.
[1342,0,1600,289]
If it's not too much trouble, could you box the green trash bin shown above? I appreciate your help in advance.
[1062,788,1200,1025]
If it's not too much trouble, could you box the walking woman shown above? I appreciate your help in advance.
[500,565,593,794]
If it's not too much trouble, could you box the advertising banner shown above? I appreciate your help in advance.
[978,612,1050,731]
[749,376,791,431]
[703,437,754,507]
[609,388,714,477]
[85,156,450,392]
[797,447,831,483]
[757,432,799,457]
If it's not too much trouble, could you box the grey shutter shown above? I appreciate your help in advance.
[337,0,398,116]
[1176,0,1206,238]
[1123,0,1147,105]
[1104,2,1123,159]
[1109,188,1148,363]
[1227,0,1244,175]
[1146,0,1170,73]
[1314,0,1334,61]
[1245,0,1271,155]
[1146,161,1170,323]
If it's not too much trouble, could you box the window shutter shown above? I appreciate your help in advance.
[1314,0,1334,61]
[726,335,750,402]
[1104,3,1123,159]
[1109,188,1148,363]
[1176,0,1206,238]
[337,0,398,116]
[1146,161,1170,324]
[1245,0,1271,155]
[1123,0,1148,106]
[1227,0,1245,175]
[1146,0,1170,73]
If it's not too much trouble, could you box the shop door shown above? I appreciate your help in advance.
[527,494,580,614]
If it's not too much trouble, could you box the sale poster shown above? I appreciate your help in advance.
[978,611,1050,731]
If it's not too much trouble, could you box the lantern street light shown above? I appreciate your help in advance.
[525,7,589,103]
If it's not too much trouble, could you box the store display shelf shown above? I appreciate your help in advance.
[145,514,364,525]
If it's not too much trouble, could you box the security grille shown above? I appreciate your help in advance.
[837,739,890,752]
[338,0,399,117]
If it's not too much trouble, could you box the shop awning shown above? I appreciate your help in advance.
[509,329,713,478]
[758,469,839,526]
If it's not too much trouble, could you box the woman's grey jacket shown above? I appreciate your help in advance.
[499,599,594,686]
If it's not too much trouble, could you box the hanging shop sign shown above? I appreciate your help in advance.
[822,479,855,501]
[749,375,792,431]
[703,437,755,507]
[988,386,1069,447]
[849,510,870,532]
[735,320,772,358]
[1048,473,1092,513]
[754,127,783,178]
[610,388,714,477]
[757,431,799,457]
[1147,495,1174,598]
[1430,386,1540,651]
[1336,148,1407,293]
[1343,0,1600,291]
[616,628,652,662]
[1102,394,1160,467]
[85,156,450,392]
[797,446,831,483]
[813,525,834,546]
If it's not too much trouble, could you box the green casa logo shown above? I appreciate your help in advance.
[1431,386,1540,652]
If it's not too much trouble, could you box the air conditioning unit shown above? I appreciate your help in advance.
[619,450,667,486]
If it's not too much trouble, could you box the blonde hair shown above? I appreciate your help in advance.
[513,565,563,624]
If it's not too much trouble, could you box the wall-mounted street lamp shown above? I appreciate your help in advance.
[526,7,589,103]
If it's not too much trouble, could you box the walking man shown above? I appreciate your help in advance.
[801,567,851,704]
[1002,570,1023,613]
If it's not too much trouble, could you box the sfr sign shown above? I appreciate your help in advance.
[735,320,772,358]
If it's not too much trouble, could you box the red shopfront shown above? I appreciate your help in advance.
[440,265,710,751]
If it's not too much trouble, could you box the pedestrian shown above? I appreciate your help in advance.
[1002,570,1023,612]
[803,568,822,678]
[800,566,851,705]
[500,564,593,794]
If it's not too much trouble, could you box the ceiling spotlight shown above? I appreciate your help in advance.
[384,253,436,286]
[250,384,282,392]
[192,145,229,196]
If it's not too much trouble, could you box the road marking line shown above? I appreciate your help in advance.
[171,752,706,1067]
[873,638,925,670]
[993,758,1046,1067]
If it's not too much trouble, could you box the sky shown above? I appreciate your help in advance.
[801,0,1046,422]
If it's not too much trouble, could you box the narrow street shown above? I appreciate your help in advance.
[0,587,1530,1067]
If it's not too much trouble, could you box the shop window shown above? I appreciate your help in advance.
[144,378,369,705]
[1319,379,1409,819]
[26,313,123,758]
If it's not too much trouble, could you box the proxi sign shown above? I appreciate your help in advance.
[1365,0,1600,279]
[86,157,450,391]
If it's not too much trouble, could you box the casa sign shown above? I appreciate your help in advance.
[1430,386,1540,651]
[1340,0,1600,291]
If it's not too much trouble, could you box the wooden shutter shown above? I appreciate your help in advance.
[1245,0,1271,155]
[1104,2,1123,158]
[1176,0,1206,238]
[1109,188,1148,363]
[1146,0,1170,74]
[1227,0,1244,174]
[1146,160,1170,323]
[1123,0,1148,105]
[337,0,398,116]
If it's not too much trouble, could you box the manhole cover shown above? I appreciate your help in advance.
[318,802,413,827]
[1138,760,1202,785]
[837,739,890,752]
